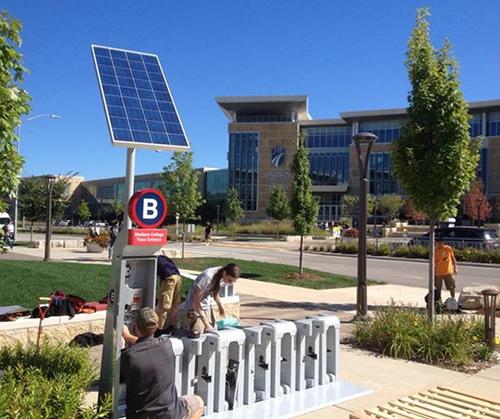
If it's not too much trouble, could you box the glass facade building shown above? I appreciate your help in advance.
[359,120,401,143]
[228,132,259,211]
[305,126,352,148]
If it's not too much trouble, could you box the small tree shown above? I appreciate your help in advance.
[225,187,244,239]
[266,185,291,239]
[18,177,45,241]
[161,152,203,258]
[76,200,91,224]
[403,198,428,225]
[463,180,491,227]
[392,8,479,321]
[342,194,375,227]
[109,198,124,221]
[291,130,319,274]
[377,194,404,225]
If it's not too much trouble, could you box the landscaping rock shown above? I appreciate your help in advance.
[458,285,500,310]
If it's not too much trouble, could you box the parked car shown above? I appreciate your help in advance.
[408,227,500,250]
[0,212,11,229]
[84,220,106,227]
[58,219,72,226]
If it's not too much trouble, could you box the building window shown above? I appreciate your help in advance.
[477,148,488,190]
[469,113,483,138]
[304,126,352,148]
[369,152,400,195]
[359,120,402,143]
[206,169,229,202]
[228,132,258,211]
[236,113,293,123]
[487,111,500,137]
[308,152,349,185]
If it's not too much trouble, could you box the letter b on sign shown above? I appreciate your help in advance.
[143,199,158,219]
[128,189,168,229]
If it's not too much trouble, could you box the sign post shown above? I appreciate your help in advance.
[99,189,168,417]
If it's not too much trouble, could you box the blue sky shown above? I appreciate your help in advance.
[4,1,500,180]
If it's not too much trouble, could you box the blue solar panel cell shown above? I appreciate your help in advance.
[92,45,189,150]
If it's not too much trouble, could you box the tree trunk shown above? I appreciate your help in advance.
[427,219,436,322]
[30,222,34,243]
[182,222,185,259]
[299,234,304,274]
[277,220,280,240]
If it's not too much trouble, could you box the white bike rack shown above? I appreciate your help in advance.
[163,336,184,392]
[210,328,247,412]
[260,320,297,398]
[295,318,323,389]
[196,334,218,415]
[181,335,205,395]
[254,324,273,402]
[240,325,263,405]
[309,315,340,384]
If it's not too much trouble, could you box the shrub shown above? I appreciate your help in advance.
[83,233,109,248]
[343,228,358,238]
[393,245,410,257]
[318,245,325,252]
[335,242,358,254]
[304,244,310,251]
[377,244,392,256]
[407,245,428,259]
[353,304,491,367]
[0,342,109,418]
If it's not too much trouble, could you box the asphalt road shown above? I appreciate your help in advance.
[176,243,500,291]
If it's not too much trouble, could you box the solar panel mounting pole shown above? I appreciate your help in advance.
[124,148,136,229]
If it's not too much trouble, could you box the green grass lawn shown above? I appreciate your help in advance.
[174,257,382,289]
[0,258,382,309]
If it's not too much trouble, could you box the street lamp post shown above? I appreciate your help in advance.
[353,132,377,317]
[44,175,57,261]
[14,114,61,239]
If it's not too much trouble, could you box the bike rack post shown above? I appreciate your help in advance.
[309,315,340,384]
[240,325,263,405]
[261,320,297,397]
[181,336,205,396]
[210,328,246,412]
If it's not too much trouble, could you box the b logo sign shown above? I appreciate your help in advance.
[128,189,168,229]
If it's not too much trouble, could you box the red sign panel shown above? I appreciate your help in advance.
[128,229,168,246]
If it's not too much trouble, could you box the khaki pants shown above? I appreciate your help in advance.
[435,274,455,291]
[157,274,182,328]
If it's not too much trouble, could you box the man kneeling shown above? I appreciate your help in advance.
[121,307,204,419]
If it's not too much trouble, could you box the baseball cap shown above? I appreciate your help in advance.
[135,307,159,332]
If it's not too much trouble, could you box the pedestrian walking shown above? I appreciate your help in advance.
[434,240,458,299]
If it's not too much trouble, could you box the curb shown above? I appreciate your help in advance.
[307,251,500,268]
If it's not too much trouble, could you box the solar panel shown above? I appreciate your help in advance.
[91,45,190,151]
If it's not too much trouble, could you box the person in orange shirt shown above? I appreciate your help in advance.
[434,240,458,298]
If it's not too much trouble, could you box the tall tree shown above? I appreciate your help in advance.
[225,187,244,239]
[392,8,479,321]
[377,194,404,224]
[76,200,91,224]
[161,152,203,258]
[463,180,491,227]
[266,185,291,239]
[0,11,30,251]
[290,130,319,273]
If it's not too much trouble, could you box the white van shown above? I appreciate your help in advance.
[0,212,11,229]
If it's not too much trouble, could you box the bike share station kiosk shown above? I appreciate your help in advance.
[92,45,370,418]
